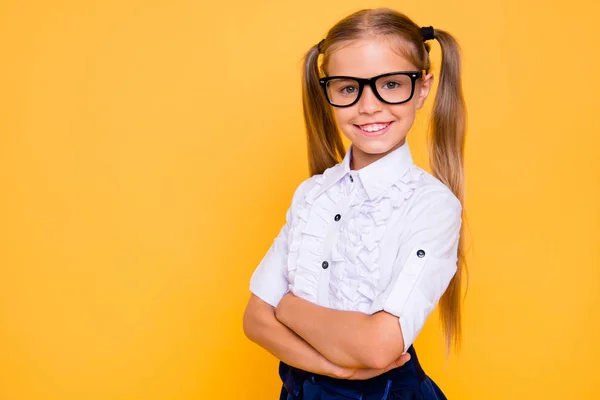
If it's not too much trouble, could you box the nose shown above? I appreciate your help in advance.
[357,85,382,114]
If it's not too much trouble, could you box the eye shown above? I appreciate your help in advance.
[340,85,358,94]
[382,80,402,90]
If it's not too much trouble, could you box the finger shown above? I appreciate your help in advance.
[385,353,411,372]
[351,368,382,380]
[397,353,411,366]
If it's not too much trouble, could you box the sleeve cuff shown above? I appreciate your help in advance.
[381,246,458,352]
[249,278,289,308]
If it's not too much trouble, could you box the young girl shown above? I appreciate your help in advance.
[243,7,467,400]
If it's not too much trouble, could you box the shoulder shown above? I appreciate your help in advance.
[289,173,321,209]
[290,162,344,206]
[291,175,318,205]
[402,165,462,218]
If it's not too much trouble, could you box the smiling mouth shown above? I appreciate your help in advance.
[355,122,393,133]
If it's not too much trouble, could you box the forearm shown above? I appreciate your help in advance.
[275,295,374,368]
[276,294,404,369]
[243,294,352,378]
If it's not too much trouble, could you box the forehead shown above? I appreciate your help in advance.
[326,37,416,78]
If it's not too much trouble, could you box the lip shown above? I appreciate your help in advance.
[354,121,393,137]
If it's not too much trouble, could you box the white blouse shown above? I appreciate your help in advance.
[249,140,462,353]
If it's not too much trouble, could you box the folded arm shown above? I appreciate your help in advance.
[275,293,404,370]
[243,294,409,379]
[243,294,351,377]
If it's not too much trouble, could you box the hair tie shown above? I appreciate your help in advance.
[420,26,435,41]
[317,39,325,54]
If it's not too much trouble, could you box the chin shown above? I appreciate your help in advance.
[353,137,404,155]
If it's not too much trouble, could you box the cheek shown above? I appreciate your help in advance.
[332,110,359,140]
[333,108,354,126]
[391,103,417,120]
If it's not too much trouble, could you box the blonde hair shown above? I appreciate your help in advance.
[301,8,468,353]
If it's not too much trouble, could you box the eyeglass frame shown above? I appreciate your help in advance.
[318,70,426,108]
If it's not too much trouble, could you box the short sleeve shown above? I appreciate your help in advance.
[249,178,313,308]
[369,190,463,353]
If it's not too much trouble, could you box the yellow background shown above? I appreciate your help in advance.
[0,0,598,399]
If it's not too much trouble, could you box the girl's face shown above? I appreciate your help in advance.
[326,37,434,169]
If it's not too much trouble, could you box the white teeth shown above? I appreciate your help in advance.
[360,123,389,132]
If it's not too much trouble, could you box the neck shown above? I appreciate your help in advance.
[350,138,406,170]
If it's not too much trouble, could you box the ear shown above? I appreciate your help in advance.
[415,72,434,110]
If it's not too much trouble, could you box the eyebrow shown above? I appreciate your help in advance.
[326,70,419,76]
[323,70,422,79]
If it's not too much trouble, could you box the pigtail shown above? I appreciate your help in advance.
[301,42,345,176]
[426,28,469,354]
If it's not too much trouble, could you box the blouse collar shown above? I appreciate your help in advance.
[313,139,414,201]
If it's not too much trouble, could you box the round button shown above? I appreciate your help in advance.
[322,261,329,269]
[349,175,354,182]
[417,249,426,258]
[334,214,341,222]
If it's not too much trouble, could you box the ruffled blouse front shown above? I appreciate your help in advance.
[249,140,462,352]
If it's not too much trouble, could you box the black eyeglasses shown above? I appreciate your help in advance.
[319,70,426,108]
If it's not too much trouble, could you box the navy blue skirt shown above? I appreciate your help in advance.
[278,346,447,400]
